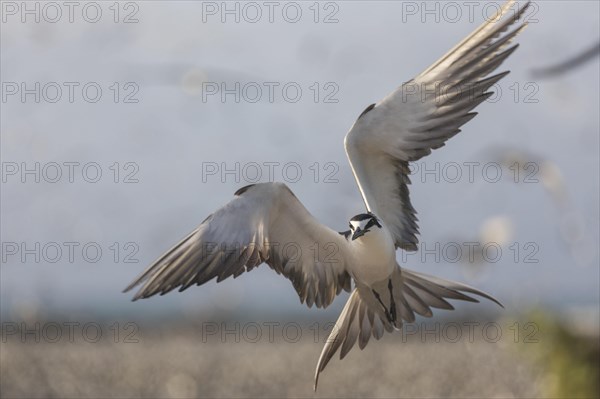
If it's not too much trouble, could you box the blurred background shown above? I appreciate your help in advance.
[1,1,598,397]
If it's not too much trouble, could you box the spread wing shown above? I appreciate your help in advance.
[124,182,353,309]
[344,0,530,251]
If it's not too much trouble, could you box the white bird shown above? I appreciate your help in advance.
[124,0,529,390]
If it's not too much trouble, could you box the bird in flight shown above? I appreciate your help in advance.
[125,0,529,390]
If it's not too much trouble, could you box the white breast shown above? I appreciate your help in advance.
[349,224,397,286]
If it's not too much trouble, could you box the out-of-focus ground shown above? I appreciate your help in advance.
[1,313,598,398]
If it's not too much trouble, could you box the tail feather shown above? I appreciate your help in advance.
[314,289,367,391]
[313,267,502,390]
[403,269,504,308]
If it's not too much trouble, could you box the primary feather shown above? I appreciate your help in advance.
[344,0,530,251]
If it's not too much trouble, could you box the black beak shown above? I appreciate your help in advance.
[352,228,366,241]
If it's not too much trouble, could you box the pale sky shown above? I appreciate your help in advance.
[1,1,598,321]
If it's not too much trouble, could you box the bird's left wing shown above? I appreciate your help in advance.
[344,0,530,251]
[124,182,353,309]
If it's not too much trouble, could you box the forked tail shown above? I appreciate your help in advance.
[314,267,502,390]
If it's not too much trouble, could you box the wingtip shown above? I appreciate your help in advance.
[483,293,504,309]
[130,292,141,302]
[129,288,149,302]
[513,2,531,27]
[470,288,504,308]
[122,286,139,302]
[521,1,532,15]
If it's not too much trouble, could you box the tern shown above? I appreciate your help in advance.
[125,0,529,390]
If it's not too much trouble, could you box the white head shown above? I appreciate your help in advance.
[348,213,382,241]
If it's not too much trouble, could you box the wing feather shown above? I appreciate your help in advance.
[344,0,529,250]
[124,182,353,309]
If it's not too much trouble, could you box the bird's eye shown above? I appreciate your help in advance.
[349,224,352,230]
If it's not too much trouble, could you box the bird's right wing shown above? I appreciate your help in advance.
[344,0,530,251]
[123,182,353,309]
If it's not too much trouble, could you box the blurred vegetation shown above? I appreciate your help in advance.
[520,311,600,399]
[1,310,598,398]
